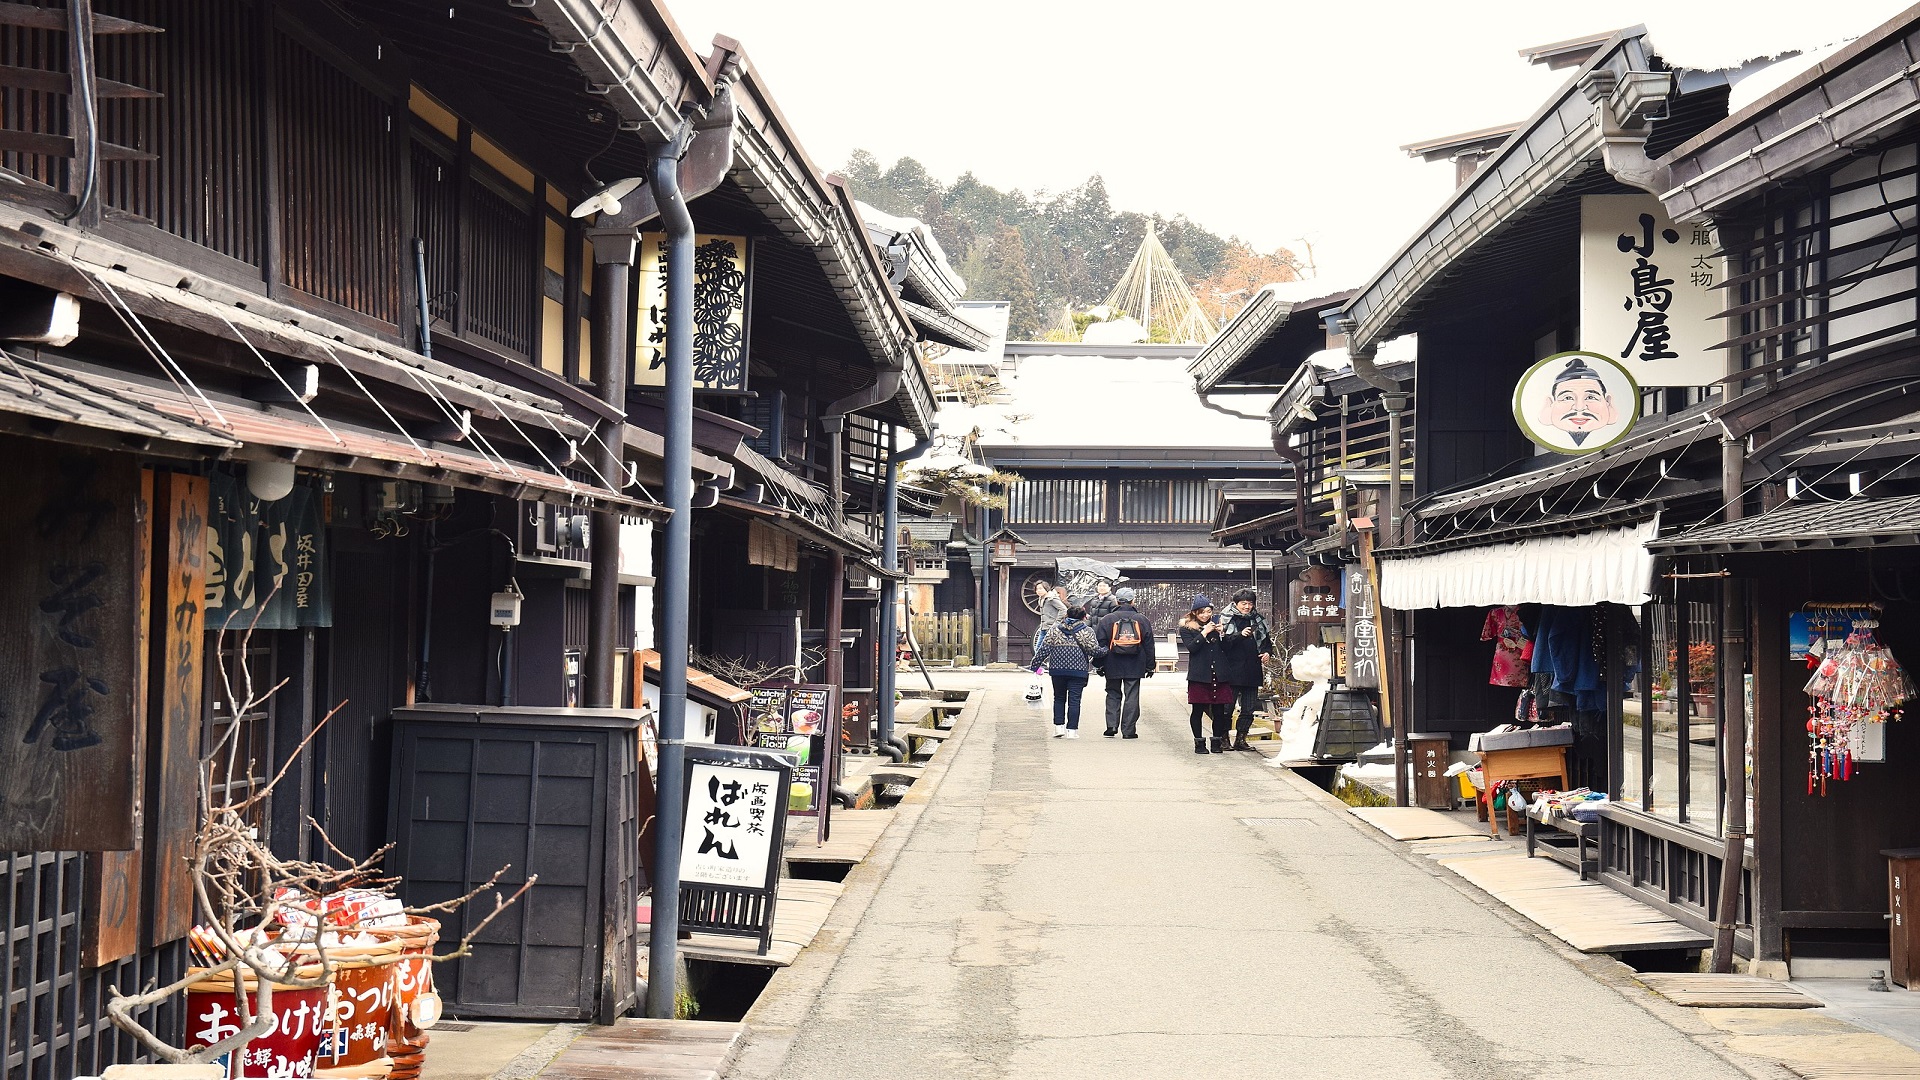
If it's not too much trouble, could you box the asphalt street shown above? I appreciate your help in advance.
[733,672,1761,1079]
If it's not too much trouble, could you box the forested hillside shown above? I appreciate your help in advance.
[840,151,1300,340]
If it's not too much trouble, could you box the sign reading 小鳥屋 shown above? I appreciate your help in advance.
[1580,195,1727,388]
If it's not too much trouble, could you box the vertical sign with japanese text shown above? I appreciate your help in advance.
[1580,195,1727,387]
[0,440,141,851]
[634,233,750,392]
[681,759,781,890]
[1344,565,1381,690]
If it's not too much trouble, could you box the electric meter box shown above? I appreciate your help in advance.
[489,590,523,627]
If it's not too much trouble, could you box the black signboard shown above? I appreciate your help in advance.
[678,745,792,955]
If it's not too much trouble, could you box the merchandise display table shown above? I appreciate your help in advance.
[1477,744,1568,837]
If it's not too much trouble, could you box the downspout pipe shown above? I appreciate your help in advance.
[645,115,699,1022]
[820,367,905,511]
[583,227,636,711]
[878,434,933,761]
[1712,434,1749,973]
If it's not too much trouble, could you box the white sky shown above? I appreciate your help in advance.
[665,0,1899,287]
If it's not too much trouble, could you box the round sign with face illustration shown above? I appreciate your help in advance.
[1512,350,1639,454]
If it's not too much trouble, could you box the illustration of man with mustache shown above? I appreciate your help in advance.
[1536,356,1620,447]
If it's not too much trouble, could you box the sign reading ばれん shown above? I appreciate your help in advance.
[677,746,791,955]
[1579,195,1727,388]
[635,233,749,392]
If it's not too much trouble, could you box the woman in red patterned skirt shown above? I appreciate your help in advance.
[1179,596,1234,755]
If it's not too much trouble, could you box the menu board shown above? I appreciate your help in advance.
[746,683,837,818]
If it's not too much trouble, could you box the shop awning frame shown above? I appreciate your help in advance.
[1379,519,1660,610]
[1651,494,1920,555]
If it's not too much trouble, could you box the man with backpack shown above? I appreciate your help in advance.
[1094,588,1156,739]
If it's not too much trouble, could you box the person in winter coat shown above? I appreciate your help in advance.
[1179,595,1234,754]
[1034,605,1101,738]
[1032,580,1067,660]
[1094,589,1157,739]
[1083,580,1120,622]
[1216,588,1275,751]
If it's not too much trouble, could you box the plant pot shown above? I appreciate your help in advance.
[1690,692,1717,718]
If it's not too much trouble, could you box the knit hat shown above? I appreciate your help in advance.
[1114,587,1135,602]
[1192,594,1213,610]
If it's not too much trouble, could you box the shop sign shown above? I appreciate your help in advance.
[1580,195,1727,387]
[0,442,142,851]
[635,233,750,392]
[1344,566,1380,690]
[207,474,331,631]
[1513,350,1640,455]
[677,745,791,956]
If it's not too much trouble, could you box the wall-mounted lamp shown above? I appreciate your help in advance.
[247,460,296,502]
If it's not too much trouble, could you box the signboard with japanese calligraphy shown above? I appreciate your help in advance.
[0,440,143,851]
[1512,350,1641,455]
[1580,195,1727,387]
[677,746,792,955]
[634,232,750,392]
[1343,565,1381,690]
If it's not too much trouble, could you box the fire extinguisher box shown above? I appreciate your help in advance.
[1885,848,1920,988]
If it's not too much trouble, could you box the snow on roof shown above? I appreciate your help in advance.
[1644,5,1879,75]
[1254,279,1352,307]
[856,199,967,297]
[1724,39,1851,113]
[942,350,1274,451]
[1080,315,1148,346]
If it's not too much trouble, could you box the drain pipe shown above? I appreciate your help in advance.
[1339,318,1413,807]
[878,432,932,762]
[645,114,699,1023]
[1711,434,1750,973]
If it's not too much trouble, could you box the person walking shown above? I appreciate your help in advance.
[1034,605,1100,738]
[1028,580,1068,701]
[1084,580,1119,622]
[1094,587,1156,738]
[1179,596,1234,754]
[1217,588,1275,751]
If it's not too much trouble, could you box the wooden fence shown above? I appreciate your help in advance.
[910,610,975,665]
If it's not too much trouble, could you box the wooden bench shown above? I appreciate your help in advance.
[904,725,952,756]
[1525,809,1599,880]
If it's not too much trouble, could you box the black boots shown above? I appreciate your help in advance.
[1209,738,1226,754]
[1231,737,1254,752]
[1193,738,1209,755]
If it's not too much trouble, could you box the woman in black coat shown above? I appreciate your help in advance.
[1216,588,1275,751]
[1178,595,1233,755]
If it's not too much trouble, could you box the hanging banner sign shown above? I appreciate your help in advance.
[1343,564,1381,690]
[635,233,750,392]
[1580,195,1727,387]
[1513,350,1641,455]
[677,746,791,955]
[256,486,332,630]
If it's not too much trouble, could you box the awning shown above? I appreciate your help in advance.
[1652,495,1920,555]
[1378,520,1658,610]
[98,367,657,512]
[0,348,240,455]
[900,298,992,352]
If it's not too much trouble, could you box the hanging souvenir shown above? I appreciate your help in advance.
[1799,605,1911,795]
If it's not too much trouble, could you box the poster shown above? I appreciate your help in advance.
[680,756,787,893]
[1580,195,1728,387]
[635,233,750,391]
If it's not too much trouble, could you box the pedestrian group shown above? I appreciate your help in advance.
[1029,580,1272,752]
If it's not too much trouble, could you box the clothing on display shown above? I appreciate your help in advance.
[1481,606,1534,687]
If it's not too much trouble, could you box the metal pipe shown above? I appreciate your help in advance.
[417,521,436,700]
[413,238,434,359]
[585,253,632,709]
[646,121,697,1021]
[1712,434,1750,972]
[877,434,931,754]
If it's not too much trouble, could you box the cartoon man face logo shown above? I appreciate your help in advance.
[1536,358,1619,446]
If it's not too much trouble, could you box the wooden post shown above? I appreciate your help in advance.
[996,564,1011,665]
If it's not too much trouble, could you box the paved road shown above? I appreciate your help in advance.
[735,672,1759,1080]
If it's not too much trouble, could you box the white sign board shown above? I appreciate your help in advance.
[680,760,779,889]
[635,233,749,391]
[1580,195,1727,387]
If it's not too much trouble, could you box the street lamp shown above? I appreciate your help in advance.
[985,526,1026,664]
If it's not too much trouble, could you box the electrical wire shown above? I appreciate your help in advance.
[57,1,97,223]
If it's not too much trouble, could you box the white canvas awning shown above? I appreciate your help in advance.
[1377,520,1657,610]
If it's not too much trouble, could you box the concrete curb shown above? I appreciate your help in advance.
[1249,759,1790,1078]
[723,681,991,1078]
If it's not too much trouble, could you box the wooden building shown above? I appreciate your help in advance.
[0,0,930,1071]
